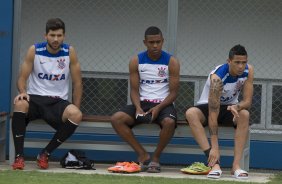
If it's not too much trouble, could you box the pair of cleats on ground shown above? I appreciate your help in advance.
[107,161,161,173]
[180,162,248,179]
[12,153,49,170]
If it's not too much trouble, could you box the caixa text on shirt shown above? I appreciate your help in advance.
[140,78,168,84]
[38,73,66,81]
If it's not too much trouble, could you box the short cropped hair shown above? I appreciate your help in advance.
[46,18,65,34]
[144,26,163,38]
[229,44,247,59]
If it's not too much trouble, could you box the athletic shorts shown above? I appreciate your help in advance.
[195,104,236,128]
[26,94,71,130]
[119,101,177,128]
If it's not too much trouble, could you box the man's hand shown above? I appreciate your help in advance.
[14,93,30,104]
[146,106,161,122]
[135,108,153,123]
[136,113,152,123]
[227,104,240,122]
[208,147,220,167]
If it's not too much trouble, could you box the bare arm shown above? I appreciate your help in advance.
[14,45,35,103]
[208,74,223,165]
[227,64,254,119]
[69,46,82,108]
[237,64,254,110]
[129,56,143,114]
[17,46,35,93]
[208,75,223,137]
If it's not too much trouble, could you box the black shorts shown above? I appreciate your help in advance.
[119,101,177,128]
[195,104,236,128]
[26,94,71,130]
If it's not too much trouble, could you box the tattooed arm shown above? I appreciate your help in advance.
[207,74,223,166]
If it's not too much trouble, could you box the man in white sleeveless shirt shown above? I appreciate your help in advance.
[186,45,254,179]
[111,26,180,173]
[11,18,82,170]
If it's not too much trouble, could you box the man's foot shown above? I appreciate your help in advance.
[12,155,25,170]
[138,152,150,164]
[147,161,161,173]
[138,153,150,171]
[37,152,49,169]
[207,164,222,179]
[231,169,249,179]
[207,169,222,179]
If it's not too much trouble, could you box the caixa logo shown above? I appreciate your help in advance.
[140,78,168,84]
[38,73,66,81]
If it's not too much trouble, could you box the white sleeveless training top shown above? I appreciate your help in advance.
[27,42,70,100]
[138,51,171,103]
[197,63,249,105]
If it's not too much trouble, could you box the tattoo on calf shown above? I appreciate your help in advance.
[209,126,218,135]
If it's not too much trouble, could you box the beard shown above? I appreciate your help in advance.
[47,41,61,52]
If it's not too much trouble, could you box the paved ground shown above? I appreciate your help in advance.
[0,161,275,183]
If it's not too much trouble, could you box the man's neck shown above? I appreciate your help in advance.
[47,44,60,54]
[147,52,161,61]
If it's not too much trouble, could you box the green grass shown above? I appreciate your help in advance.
[0,170,281,184]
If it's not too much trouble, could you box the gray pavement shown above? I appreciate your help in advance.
[0,161,274,183]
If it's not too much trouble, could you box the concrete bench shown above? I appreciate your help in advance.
[9,115,250,171]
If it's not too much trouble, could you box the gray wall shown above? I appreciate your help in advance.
[17,0,282,79]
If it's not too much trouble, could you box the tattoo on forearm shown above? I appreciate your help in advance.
[209,79,223,112]
[209,126,218,135]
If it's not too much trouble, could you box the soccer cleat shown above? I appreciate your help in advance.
[36,152,49,169]
[122,162,141,173]
[108,162,141,173]
[180,162,211,175]
[108,162,129,172]
[12,155,25,170]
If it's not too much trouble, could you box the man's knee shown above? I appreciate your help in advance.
[239,109,250,119]
[110,113,118,125]
[236,109,250,128]
[65,105,82,123]
[14,100,29,112]
[185,107,201,126]
[161,117,176,129]
[111,112,131,127]
[74,109,83,122]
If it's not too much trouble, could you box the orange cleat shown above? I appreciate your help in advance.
[108,162,141,173]
[108,162,129,172]
[122,162,141,173]
[36,152,49,169]
[12,155,25,170]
